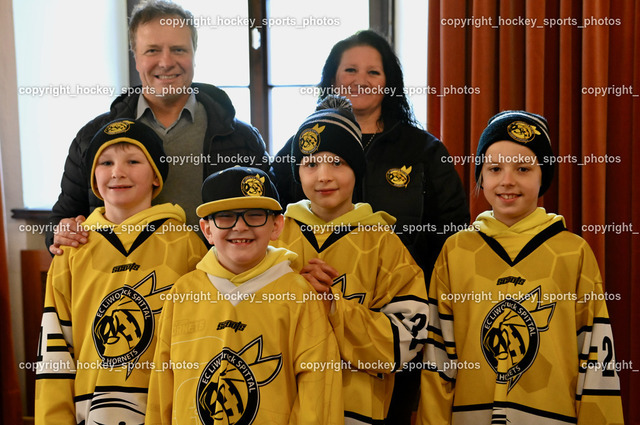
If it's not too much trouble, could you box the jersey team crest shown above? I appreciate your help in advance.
[386,165,412,188]
[298,124,325,154]
[197,336,282,425]
[481,286,556,392]
[92,271,171,377]
[241,175,265,197]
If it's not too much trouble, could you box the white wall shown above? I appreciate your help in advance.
[7,0,129,411]
[14,0,129,209]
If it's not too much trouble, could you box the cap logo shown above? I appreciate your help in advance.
[507,121,541,143]
[299,124,325,155]
[104,120,135,135]
[386,165,412,188]
[241,174,265,197]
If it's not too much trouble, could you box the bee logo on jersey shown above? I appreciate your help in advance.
[197,336,282,425]
[92,271,172,378]
[103,119,135,135]
[386,165,412,188]
[241,175,265,197]
[299,124,325,154]
[507,121,541,143]
[481,286,555,392]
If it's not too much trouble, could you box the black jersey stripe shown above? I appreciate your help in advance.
[73,386,149,402]
[344,410,386,424]
[390,294,429,304]
[35,373,75,380]
[478,221,566,266]
[386,314,402,372]
[48,333,66,340]
[47,346,71,352]
[452,401,578,423]
[96,218,168,257]
[294,219,354,252]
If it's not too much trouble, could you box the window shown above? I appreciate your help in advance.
[14,1,427,210]
[174,0,369,154]
[267,0,369,154]
[177,0,251,121]
[13,1,129,209]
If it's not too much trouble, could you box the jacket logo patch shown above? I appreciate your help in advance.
[197,336,282,425]
[241,175,265,197]
[104,119,135,135]
[507,121,541,143]
[299,123,325,155]
[481,286,555,392]
[496,276,526,286]
[92,271,172,378]
[386,165,412,188]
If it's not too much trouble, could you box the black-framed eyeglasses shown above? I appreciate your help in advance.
[209,209,274,229]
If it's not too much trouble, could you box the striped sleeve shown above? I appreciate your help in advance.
[35,255,77,425]
[417,251,456,425]
[328,234,429,373]
[575,245,624,425]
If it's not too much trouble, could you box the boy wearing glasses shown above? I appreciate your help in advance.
[145,166,343,425]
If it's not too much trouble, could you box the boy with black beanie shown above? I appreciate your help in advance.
[35,119,206,424]
[272,96,430,424]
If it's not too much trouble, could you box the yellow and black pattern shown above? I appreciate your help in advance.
[272,200,429,424]
[418,208,624,425]
[35,204,206,425]
[145,247,343,424]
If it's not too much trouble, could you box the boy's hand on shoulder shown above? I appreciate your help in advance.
[50,215,88,255]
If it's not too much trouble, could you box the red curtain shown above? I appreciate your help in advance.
[0,155,23,422]
[427,0,639,423]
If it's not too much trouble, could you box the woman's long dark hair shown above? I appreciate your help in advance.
[318,30,418,128]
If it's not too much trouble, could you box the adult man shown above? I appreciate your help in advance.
[47,0,269,254]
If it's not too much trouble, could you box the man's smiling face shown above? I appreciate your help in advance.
[133,16,195,103]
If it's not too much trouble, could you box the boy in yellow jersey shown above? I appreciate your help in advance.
[35,119,206,424]
[271,96,429,424]
[145,166,343,424]
[418,111,624,425]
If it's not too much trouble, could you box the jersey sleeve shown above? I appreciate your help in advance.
[35,255,77,425]
[145,290,176,425]
[575,244,624,425]
[290,285,344,425]
[417,246,456,425]
[329,234,429,374]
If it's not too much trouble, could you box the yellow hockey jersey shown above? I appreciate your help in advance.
[35,204,206,425]
[418,208,624,425]
[145,246,343,425]
[271,201,429,424]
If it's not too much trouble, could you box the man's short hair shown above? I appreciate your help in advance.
[129,0,198,52]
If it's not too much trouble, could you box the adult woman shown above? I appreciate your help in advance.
[274,30,468,274]
[272,30,470,423]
